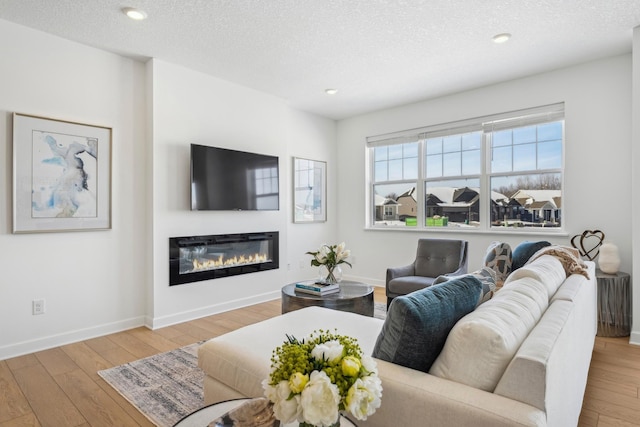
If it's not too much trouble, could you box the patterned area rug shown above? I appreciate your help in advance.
[374,302,387,319]
[98,306,387,427]
[98,342,205,427]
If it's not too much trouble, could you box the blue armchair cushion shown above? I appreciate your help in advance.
[512,240,551,271]
[372,276,482,373]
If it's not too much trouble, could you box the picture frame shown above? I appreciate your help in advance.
[12,113,112,233]
[293,157,326,223]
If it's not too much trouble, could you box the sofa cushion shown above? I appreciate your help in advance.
[504,254,566,298]
[484,241,512,284]
[429,277,549,391]
[494,300,573,411]
[372,276,482,373]
[511,241,551,271]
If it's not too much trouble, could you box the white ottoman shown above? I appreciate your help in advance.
[197,306,384,404]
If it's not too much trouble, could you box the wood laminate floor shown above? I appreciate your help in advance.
[1,287,638,426]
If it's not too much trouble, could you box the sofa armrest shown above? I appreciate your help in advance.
[386,263,415,283]
[358,359,545,427]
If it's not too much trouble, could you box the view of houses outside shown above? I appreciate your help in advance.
[374,176,561,228]
[370,110,563,230]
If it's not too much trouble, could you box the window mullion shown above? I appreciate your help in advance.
[417,139,425,228]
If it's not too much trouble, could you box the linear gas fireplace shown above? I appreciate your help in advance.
[169,231,279,285]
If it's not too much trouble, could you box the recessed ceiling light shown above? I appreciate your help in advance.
[492,33,511,44]
[122,7,147,20]
[325,89,338,95]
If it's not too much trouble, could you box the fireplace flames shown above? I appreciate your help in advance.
[192,253,269,272]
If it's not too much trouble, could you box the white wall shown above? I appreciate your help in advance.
[631,26,640,345]
[0,20,148,358]
[0,21,336,358]
[337,56,633,306]
[148,60,337,328]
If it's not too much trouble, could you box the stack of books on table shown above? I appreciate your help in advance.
[294,281,340,296]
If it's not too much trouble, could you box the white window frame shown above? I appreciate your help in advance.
[366,103,565,233]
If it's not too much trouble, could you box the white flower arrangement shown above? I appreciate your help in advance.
[262,330,382,427]
[306,243,352,284]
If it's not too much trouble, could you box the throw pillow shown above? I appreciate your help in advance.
[371,276,482,373]
[511,241,551,271]
[484,241,512,285]
[433,267,497,306]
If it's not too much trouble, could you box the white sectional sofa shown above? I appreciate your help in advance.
[198,252,596,427]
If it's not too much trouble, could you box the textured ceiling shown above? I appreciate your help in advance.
[1,0,639,120]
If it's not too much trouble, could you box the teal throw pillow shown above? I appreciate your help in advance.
[433,267,496,306]
[372,276,482,373]
[511,240,551,271]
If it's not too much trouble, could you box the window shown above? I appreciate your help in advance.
[367,104,564,231]
[254,166,279,209]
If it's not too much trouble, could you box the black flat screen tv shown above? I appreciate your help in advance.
[190,144,279,211]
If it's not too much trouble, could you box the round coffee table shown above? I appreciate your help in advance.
[281,280,374,317]
[173,398,357,426]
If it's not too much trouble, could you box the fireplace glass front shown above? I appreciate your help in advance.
[169,231,279,285]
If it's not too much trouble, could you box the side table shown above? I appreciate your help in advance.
[281,281,374,317]
[173,398,357,426]
[595,269,631,337]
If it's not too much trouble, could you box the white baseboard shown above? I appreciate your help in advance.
[147,290,281,329]
[0,316,146,361]
[342,274,385,287]
[0,284,381,360]
[629,330,640,346]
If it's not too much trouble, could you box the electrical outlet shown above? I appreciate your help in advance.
[287,263,291,271]
[32,299,45,315]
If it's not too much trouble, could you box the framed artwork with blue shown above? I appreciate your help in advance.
[293,157,326,223]
[12,113,112,233]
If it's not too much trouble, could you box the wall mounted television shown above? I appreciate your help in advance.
[190,144,280,211]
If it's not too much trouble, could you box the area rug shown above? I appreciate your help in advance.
[98,342,205,427]
[374,302,387,319]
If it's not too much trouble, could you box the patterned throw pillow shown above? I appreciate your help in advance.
[473,267,497,305]
[484,241,512,285]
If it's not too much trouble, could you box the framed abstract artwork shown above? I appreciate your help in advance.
[12,113,112,233]
[293,157,326,223]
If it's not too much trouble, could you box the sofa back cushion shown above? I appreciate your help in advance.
[493,300,573,411]
[372,276,481,373]
[429,277,549,391]
[504,254,566,298]
[495,289,595,427]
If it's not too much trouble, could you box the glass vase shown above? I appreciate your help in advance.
[319,265,342,284]
[299,421,339,427]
